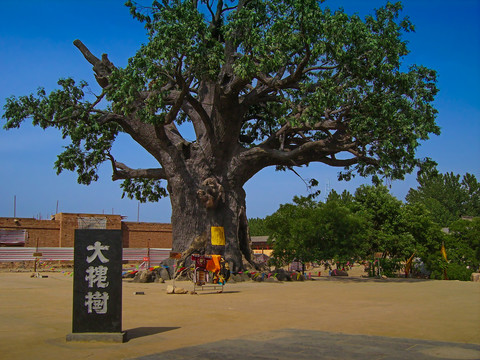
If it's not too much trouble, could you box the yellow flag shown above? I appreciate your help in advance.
[440,242,448,261]
[405,252,415,274]
[211,226,226,246]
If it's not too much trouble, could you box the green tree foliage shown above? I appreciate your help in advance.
[263,182,478,280]
[264,197,320,265]
[406,172,480,227]
[398,202,444,261]
[353,185,403,256]
[447,218,480,270]
[265,195,369,266]
[351,185,445,262]
[326,189,355,207]
[317,198,370,260]
[266,185,446,273]
[248,217,269,236]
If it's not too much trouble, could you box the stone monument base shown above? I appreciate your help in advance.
[66,332,126,343]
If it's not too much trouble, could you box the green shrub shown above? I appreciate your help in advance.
[430,262,474,281]
[379,258,403,277]
[446,263,475,281]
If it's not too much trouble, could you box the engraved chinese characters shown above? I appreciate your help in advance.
[84,242,110,314]
[72,230,122,334]
[84,291,109,314]
[86,241,110,263]
[85,264,109,288]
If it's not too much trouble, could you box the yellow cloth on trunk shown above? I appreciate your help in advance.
[211,226,226,245]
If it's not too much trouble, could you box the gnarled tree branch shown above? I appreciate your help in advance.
[111,160,167,181]
[73,40,115,88]
[230,137,378,186]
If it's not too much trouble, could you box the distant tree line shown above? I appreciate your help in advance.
[248,172,480,280]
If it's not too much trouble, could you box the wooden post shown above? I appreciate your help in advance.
[147,241,150,269]
[169,252,182,289]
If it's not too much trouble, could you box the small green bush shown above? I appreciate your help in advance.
[446,263,475,281]
[379,258,403,277]
[430,262,474,281]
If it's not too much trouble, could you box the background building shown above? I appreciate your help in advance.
[0,213,172,249]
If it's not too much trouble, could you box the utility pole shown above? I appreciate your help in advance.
[324,180,331,202]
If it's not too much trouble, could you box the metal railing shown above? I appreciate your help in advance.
[0,247,171,263]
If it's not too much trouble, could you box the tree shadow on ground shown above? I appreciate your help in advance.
[316,277,430,283]
[126,327,180,341]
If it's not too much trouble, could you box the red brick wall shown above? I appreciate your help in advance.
[0,217,60,247]
[56,213,122,247]
[0,214,173,249]
[121,222,172,248]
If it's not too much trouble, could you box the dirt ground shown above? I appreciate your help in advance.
[0,271,478,360]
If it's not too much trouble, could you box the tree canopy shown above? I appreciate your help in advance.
[3,1,439,194]
[406,171,480,227]
[2,0,440,270]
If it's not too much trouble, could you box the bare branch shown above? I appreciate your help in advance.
[73,39,101,66]
[319,156,377,167]
[164,73,190,124]
[96,112,126,126]
[111,160,167,181]
[89,90,105,111]
[205,0,215,19]
[303,63,339,73]
[73,40,115,88]
[215,0,224,25]
[222,5,237,13]
[183,93,216,141]
[230,132,378,186]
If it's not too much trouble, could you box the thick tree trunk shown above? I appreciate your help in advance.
[168,176,254,273]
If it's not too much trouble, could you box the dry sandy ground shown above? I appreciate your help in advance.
[0,272,478,360]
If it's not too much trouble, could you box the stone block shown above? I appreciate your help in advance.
[241,273,251,281]
[232,274,243,282]
[66,332,126,343]
[159,268,171,280]
[173,287,188,294]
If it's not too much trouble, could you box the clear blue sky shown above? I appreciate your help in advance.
[1,0,479,222]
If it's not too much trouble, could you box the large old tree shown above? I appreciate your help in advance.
[2,0,438,271]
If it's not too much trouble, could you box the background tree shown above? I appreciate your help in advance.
[248,217,269,236]
[406,172,480,227]
[442,218,480,279]
[2,0,439,271]
[353,184,403,256]
[265,197,321,266]
[265,195,369,267]
[398,202,444,260]
[266,186,446,277]
[462,173,480,217]
[318,196,370,261]
[326,189,355,207]
[351,185,446,275]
